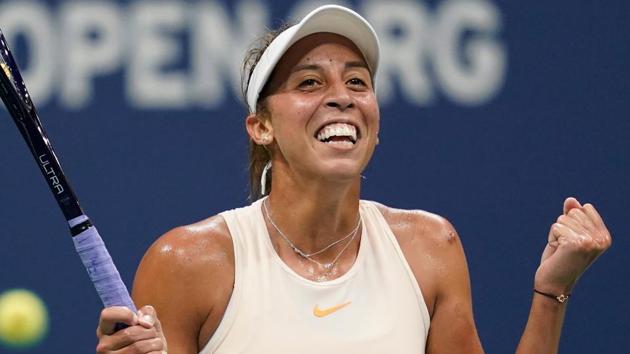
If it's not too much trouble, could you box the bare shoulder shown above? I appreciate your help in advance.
[372,201,459,247]
[134,215,233,289]
[140,215,233,272]
[371,202,465,316]
[132,214,234,350]
[369,202,482,352]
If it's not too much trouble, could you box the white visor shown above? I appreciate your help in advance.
[246,4,380,113]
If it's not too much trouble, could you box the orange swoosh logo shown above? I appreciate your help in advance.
[313,301,352,318]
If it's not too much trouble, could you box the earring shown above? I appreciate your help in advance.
[261,134,271,144]
[261,161,272,196]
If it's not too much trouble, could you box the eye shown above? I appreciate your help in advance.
[298,78,320,88]
[347,77,367,86]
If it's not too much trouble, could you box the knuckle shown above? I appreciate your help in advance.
[128,341,143,353]
[152,337,166,350]
[602,233,613,248]
[135,326,158,339]
[579,235,601,253]
[100,307,116,322]
[593,229,611,243]
[130,338,163,353]
[583,237,597,250]
[570,209,586,220]
[120,325,146,343]
[568,237,581,249]
[100,306,131,323]
[568,233,590,250]
[120,327,135,341]
[144,338,161,351]
[550,224,562,237]
[96,343,108,354]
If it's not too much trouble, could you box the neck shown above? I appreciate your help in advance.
[265,164,361,253]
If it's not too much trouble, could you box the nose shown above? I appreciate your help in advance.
[324,81,354,111]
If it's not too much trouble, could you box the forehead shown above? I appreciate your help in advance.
[271,33,369,77]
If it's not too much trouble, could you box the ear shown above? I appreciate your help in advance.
[246,113,273,145]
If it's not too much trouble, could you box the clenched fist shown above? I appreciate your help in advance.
[96,305,167,354]
[535,197,612,297]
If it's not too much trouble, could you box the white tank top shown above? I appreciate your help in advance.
[200,198,430,354]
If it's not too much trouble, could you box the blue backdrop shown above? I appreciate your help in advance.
[0,0,627,353]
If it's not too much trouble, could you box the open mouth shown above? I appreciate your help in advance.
[315,123,359,145]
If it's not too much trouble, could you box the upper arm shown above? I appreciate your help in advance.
[422,219,483,354]
[132,216,234,353]
[379,205,484,354]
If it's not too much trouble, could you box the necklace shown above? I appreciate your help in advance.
[262,198,362,271]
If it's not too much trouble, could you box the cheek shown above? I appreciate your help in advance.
[357,94,380,126]
[291,93,322,117]
[291,101,317,124]
[269,94,321,130]
[269,94,319,120]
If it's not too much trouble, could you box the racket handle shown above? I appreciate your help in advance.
[72,222,137,313]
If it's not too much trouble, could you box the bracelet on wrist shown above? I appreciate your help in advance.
[534,289,571,303]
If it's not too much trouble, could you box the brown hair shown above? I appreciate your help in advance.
[241,23,292,201]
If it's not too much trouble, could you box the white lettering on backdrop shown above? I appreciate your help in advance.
[0,0,506,110]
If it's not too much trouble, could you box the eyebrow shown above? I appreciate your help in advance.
[344,61,369,71]
[292,64,321,73]
[291,61,370,74]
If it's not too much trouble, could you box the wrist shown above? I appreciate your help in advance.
[533,289,571,304]
[533,278,574,296]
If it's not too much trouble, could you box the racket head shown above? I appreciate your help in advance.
[0,29,35,113]
[0,27,84,221]
[0,28,135,320]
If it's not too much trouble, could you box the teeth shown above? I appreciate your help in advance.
[316,123,357,143]
[325,140,354,147]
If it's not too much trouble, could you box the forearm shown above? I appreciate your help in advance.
[515,293,567,354]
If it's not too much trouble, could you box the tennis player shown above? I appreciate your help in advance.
[95,5,611,354]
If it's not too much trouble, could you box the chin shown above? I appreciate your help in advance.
[318,160,365,182]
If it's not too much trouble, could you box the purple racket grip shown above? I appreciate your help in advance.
[72,225,137,313]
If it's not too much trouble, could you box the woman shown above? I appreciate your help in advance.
[96,5,611,354]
